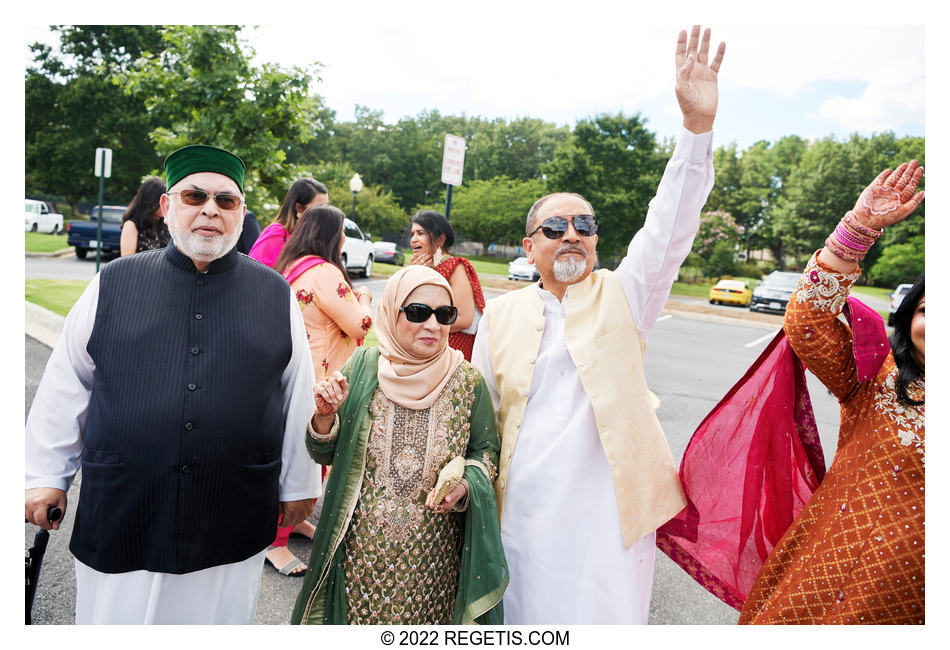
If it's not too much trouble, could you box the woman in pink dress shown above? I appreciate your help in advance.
[248,178,328,267]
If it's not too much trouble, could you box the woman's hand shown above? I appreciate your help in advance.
[852,160,925,230]
[313,372,348,416]
[408,250,434,267]
[425,481,467,514]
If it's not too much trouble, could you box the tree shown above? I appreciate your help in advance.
[542,113,665,258]
[120,25,321,213]
[445,177,547,253]
[870,236,924,288]
[25,25,168,214]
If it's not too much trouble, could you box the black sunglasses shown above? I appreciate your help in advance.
[399,303,458,325]
[166,189,244,211]
[528,214,598,239]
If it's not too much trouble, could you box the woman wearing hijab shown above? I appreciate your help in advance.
[291,266,507,625]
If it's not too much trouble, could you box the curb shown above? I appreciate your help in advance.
[662,308,781,331]
[25,301,65,348]
[26,248,75,259]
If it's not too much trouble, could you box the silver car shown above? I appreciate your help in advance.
[507,257,540,282]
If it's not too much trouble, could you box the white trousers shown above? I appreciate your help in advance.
[74,548,268,624]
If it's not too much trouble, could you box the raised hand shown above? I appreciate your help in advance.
[675,25,726,134]
[852,160,925,230]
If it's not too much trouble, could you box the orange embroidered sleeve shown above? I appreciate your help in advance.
[783,252,863,403]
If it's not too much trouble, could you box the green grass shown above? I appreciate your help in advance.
[371,262,402,277]
[459,255,511,276]
[26,279,89,316]
[851,286,893,301]
[25,232,70,253]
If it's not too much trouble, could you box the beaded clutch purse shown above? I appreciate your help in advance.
[431,456,465,505]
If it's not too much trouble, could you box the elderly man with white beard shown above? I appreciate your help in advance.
[24,144,320,624]
[471,26,724,624]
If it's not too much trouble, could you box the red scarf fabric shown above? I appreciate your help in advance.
[656,297,887,610]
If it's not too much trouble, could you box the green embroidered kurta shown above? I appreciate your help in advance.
[291,346,507,625]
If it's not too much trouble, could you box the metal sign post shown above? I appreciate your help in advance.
[441,134,465,220]
[94,148,113,272]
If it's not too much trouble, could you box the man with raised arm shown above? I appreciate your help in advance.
[471,26,725,624]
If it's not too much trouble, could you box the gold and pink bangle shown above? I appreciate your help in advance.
[824,211,882,262]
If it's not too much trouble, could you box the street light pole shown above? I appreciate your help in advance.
[349,173,363,221]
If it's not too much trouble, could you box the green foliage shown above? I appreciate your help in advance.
[448,177,547,252]
[543,113,665,257]
[120,25,322,213]
[692,210,740,258]
[869,236,925,288]
[25,26,167,214]
[704,240,738,277]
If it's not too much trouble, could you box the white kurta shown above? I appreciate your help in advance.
[25,271,321,624]
[472,128,713,624]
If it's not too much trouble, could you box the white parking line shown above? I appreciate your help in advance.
[656,314,672,322]
[744,330,780,348]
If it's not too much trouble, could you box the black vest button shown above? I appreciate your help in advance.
[187,383,196,391]
[181,465,190,474]
[194,313,203,320]
[184,422,193,431]
[196,278,205,286]
[191,347,200,355]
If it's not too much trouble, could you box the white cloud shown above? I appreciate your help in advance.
[815,59,924,131]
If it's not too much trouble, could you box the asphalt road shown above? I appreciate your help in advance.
[25,251,845,625]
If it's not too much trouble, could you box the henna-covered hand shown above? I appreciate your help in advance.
[675,25,726,134]
[852,160,925,230]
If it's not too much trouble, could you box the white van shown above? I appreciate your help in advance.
[25,199,64,234]
[342,217,375,278]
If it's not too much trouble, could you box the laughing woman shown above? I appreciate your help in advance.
[408,211,485,361]
[291,266,507,624]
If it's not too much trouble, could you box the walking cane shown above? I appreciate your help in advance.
[26,506,62,625]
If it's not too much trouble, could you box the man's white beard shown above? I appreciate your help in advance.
[552,245,590,283]
[167,217,243,264]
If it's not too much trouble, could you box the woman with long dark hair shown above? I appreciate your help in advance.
[408,211,485,361]
[263,205,373,577]
[737,161,925,623]
[658,161,926,625]
[249,178,328,267]
[120,177,170,255]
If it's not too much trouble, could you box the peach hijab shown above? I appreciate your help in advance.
[375,266,464,409]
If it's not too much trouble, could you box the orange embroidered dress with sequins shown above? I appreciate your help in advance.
[289,263,373,380]
[739,254,924,624]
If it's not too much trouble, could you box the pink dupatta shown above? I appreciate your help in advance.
[281,255,326,284]
[655,296,888,610]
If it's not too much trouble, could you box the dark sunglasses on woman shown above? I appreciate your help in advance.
[528,214,598,239]
[166,189,244,211]
[399,303,459,325]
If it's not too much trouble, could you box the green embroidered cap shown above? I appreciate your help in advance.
[164,144,245,192]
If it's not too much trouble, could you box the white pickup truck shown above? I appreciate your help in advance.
[25,199,64,234]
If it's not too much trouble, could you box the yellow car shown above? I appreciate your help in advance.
[709,279,752,306]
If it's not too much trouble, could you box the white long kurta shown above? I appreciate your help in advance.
[25,272,321,624]
[472,128,713,624]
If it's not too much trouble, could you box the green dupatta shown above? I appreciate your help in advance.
[290,346,508,624]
